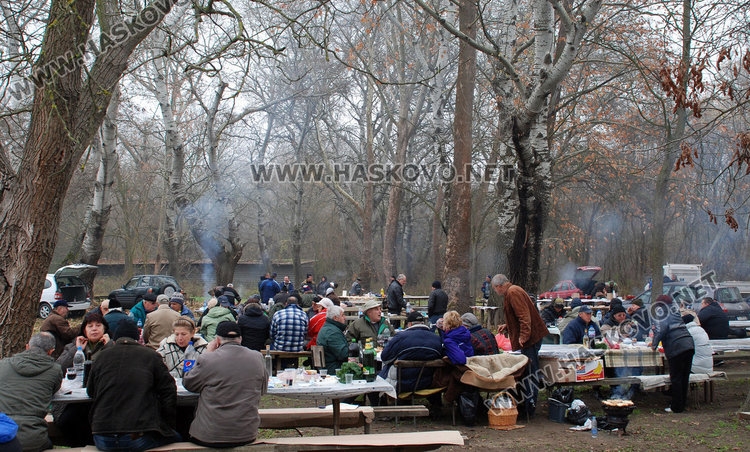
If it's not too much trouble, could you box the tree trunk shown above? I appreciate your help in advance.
[80,86,120,267]
[651,0,692,299]
[442,0,477,313]
[0,0,177,357]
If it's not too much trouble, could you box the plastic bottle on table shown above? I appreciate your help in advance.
[136,319,144,344]
[182,341,197,375]
[588,325,596,348]
[264,345,274,377]
[73,346,85,371]
[596,310,603,323]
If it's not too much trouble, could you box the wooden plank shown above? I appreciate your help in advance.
[259,407,373,432]
[372,405,430,418]
[255,430,464,452]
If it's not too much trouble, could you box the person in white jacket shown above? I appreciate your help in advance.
[682,314,713,374]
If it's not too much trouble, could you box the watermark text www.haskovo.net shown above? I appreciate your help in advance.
[248,163,515,184]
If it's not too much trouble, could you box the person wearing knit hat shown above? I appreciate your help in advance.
[540,298,565,326]
[461,312,499,355]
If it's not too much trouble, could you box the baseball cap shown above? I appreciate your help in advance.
[554,297,565,307]
[579,305,593,314]
[325,287,335,295]
[218,295,232,307]
[53,300,69,308]
[143,293,157,302]
[156,294,170,304]
[215,321,241,339]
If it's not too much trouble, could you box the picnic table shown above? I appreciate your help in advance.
[54,375,396,436]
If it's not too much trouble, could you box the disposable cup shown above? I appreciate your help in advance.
[345,373,353,384]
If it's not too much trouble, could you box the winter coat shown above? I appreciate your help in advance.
[502,284,549,350]
[651,305,695,360]
[306,310,328,348]
[441,326,474,365]
[345,315,393,345]
[386,280,405,314]
[199,306,236,342]
[540,305,564,326]
[183,343,267,446]
[156,335,209,378]
[39,312,77,359]
[316,318,350,375]
[562,316,601,344]
[468,324,500,355]
[87,338,177,437]
[103,309,129,338]
[259,279,281,303]
[379,324,443,391]
[128,301,149,327]
[427,289,449,317]
[0,350,63,452]
[270,304,308,352]
[143,305,181,350]
[685,321,713,374]
[237,306,270,351]
[698,302,730,339]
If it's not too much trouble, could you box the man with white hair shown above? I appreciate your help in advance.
[183,321,267,448]
[0,332,63,451]
[492,274,548,419]
[315,306,349,375]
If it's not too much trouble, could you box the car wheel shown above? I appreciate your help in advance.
[163,286,176,297]
[38,302,53,319]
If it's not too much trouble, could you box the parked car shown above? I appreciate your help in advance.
[691,286,750,321]
[626,282,703,310]
[108,275,181,310]
[39,264,97,319]
[538,266,601,299]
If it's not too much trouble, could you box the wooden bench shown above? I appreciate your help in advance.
[599,371,727,403]
[258,429,464,451]
[259,407,374,433]
[44,430,464,452]
[372,405,430,420]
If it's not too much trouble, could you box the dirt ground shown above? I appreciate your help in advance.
[261,359,750,451]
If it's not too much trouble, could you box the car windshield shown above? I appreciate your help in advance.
[124,277,140,289]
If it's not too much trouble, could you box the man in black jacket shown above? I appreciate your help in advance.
[698,297,730,339]
[87,320,180,451]
[386,274,407,328]
[427,280,449,328]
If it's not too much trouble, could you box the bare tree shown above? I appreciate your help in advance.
[0,0,178,356]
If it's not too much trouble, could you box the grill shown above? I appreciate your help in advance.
[600,402,636,435]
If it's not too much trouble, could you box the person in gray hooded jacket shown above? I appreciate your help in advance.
[0,332,63,452]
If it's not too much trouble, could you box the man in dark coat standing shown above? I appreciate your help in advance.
[427,280,449,328]
[386,274,407,327]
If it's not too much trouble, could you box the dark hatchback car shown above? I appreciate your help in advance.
[108,275,181,309]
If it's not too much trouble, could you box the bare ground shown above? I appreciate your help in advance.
[261,359,750,451]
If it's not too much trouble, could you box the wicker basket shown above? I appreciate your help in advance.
[488,392,518,428]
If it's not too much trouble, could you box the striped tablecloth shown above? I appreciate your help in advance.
[603,347,663,368]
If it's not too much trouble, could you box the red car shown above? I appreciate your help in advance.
[538,266,601,299]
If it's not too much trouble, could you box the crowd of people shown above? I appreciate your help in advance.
[1,272,744,451]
